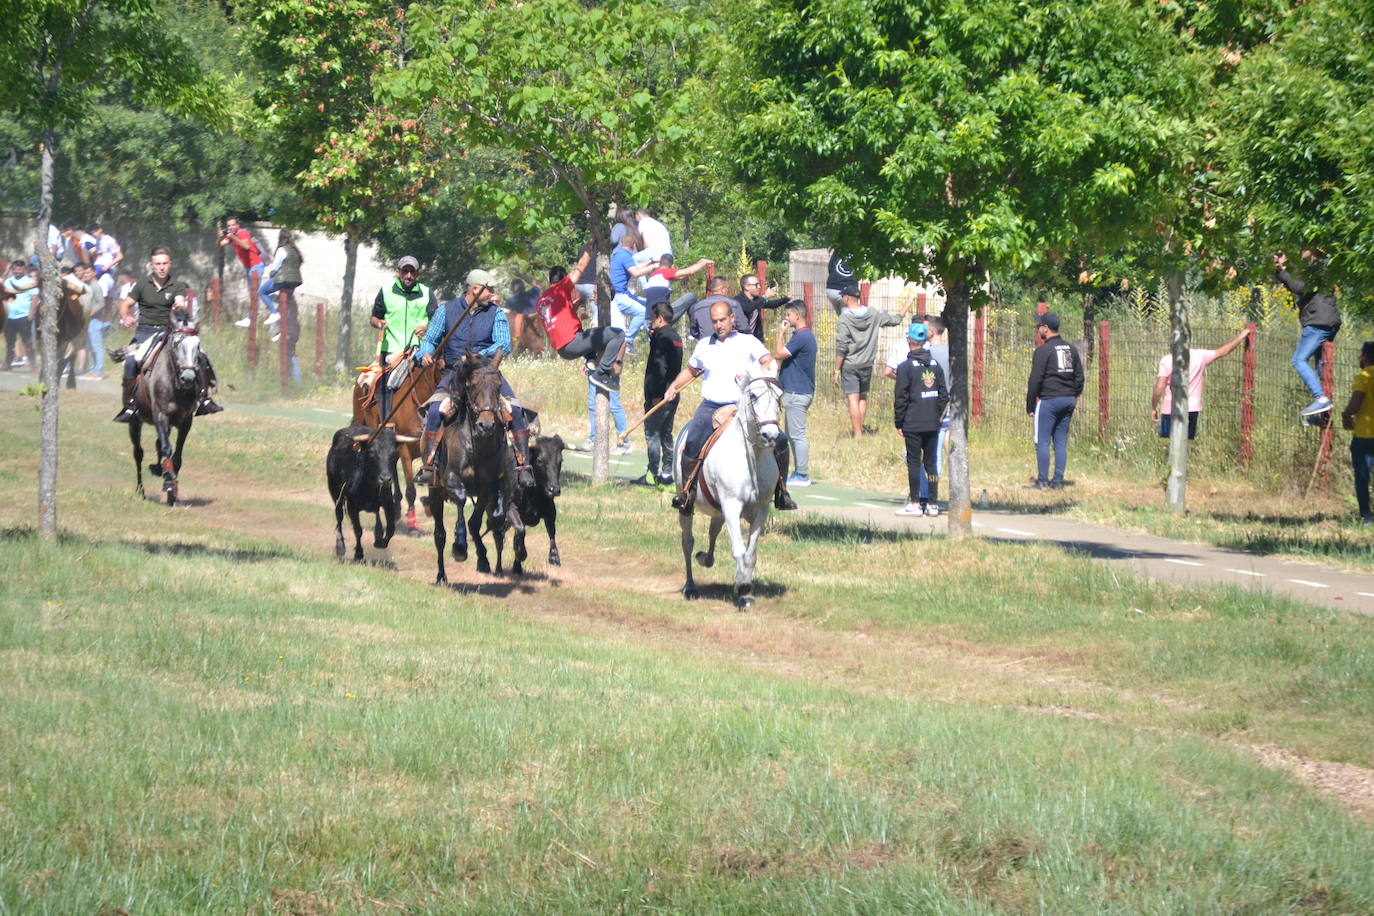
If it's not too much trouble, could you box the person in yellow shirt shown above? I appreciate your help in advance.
[1340,341,1374,525]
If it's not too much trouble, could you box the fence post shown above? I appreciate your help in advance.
[1239,323,1256,469]
[860,280,871,308]
[247,293,258,371]
[916,292,927,318]
[802,281,814,329]
[1316,340,1337,490]
[972,305,986,426]
[315,301,325,378]
[705,262,715,285]
[1036,300,1048,317]
[278,290,291,391]
[210,276,222,329]
[1097,321,1111,441]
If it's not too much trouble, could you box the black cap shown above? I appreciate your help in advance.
[1037,311,1060,332]
[839,281,861,299]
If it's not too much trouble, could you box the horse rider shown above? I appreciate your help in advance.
[414,268,535,488]
[662,299,798,512]
[113,246,222,422]
[368,254,436,420]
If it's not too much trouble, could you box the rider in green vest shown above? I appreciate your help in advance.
[369,255,436,420]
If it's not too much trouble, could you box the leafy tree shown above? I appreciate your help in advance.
[730,0,1205,536]
[249,0,439,371]
[0,0,224,541]
[393,0,712,481]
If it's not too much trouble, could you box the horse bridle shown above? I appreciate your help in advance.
[168,328,200,378]
[466,369,503,426]
[743,375,783,432]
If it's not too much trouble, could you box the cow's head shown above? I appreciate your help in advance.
[531,434,565,499]
[352,427,418,487]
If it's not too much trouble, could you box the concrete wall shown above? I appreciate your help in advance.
[0,215,394,313]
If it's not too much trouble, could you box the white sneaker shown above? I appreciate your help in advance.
[234,317,252,328]
[895,502,923,517]
[611,442,633,456]
[924,502,940,517]
[271,333,281,343]
[265,312,281,327]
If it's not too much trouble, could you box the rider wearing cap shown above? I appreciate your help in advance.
[414,268,534,487]
[368,254,435,420]
[662,299,797,512]
[113,246,222,422]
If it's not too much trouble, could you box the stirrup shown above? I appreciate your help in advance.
[415,464,437,486]
[113,405,137,424]
[195,398,223,416]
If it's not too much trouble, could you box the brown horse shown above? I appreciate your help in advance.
[352,354,437,534]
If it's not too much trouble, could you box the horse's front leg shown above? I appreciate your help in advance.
[451,498,468,562]
[171,418,191,474]
[431,488,447,584]
[507,501,526,576]
[742,502,771,589]
[402,443,419,533]
[129,419,145,497]
[153,413,176,500]
[720,500,753,611]
[680,510,698,600]
[470,496,491,574]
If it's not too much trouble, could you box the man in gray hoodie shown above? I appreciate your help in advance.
[832,282,906,437]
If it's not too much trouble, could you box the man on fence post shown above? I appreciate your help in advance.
[1025,311,1083,490]
[1341,341,1374,526]
[1274,250,1341,417]
[1150,328,1249,441]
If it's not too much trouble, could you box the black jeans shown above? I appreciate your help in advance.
[558,326,624,374]
[903,430,939,502]
[3,316,29,367]
[644,397,678,480]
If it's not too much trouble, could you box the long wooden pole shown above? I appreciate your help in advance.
[363,299,479,448]
[617,378,695,445]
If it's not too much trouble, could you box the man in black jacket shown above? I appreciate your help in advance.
[735,274,790,342]
[1025,312,1084,490]
[893,322,949,516]
[1275,251,1342,416]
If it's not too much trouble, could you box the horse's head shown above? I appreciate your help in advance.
[739,361,782,447]
[170,329,201,388]
[466,363,504,436]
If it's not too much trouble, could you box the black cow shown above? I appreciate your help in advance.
[516,434,565,566]
[327,424,417,560]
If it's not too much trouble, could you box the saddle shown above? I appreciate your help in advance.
[681,405,738,509]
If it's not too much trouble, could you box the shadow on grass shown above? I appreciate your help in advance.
[437,577,542,598]
[775,518,922,545]
[114,537,302,564]
[687,581,789,603]
[1215,532,1371,561]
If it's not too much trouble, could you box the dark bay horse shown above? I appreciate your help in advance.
[126,326,203,506]
[429,355,526,583]
[352,353,437,534]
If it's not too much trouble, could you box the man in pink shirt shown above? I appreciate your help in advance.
[1150,329,1249,439]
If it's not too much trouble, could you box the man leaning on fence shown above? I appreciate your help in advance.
[1274,250,1342,417]
[1025,312,1083,490]
[1150,328,1249,441]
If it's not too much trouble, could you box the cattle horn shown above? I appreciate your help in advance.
[351,433,370,443]
[395,434,419,443]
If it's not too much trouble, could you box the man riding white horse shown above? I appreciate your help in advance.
[414,268,534,488]
[664,300,797,512]
[113,247,221,422]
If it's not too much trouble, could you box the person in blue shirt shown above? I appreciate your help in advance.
[610,228,660,355]
[3,258,39,371]
[414,268,533,488]
[773,300,816,485]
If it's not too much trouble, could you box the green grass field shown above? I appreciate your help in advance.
[3,376,1373,912]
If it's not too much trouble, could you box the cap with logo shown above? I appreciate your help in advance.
[907,322,928,342]
[397,255,420,271]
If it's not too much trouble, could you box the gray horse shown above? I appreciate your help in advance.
[124,327,203,506]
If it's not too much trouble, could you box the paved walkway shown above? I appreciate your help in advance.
[10,369,1371,616]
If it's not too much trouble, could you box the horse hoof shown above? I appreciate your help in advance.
[435,573,447,585]
[736,595,755,611]
[476,558,491,574]
[694,551,714,568]
[335,543,346,559]
[512,562,523,576]
[453,544,468,562]
[353,550,365,562]
[683,586,700,601]
[548,550,561,567]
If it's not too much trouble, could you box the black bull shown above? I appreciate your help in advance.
[327,425,418,561]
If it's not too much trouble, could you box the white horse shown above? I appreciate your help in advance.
[673,362,784,610]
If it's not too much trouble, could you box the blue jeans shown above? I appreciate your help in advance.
[247,264,275,315]
[1033,396,1076,485]
[587,383,627,442]
[1291,324,1337,399]
[87,317,111,374]
[1352,438,1374,519]
[613,292,647,347]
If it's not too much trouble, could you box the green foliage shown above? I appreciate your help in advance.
[393,0,713,255]
[1216,0,1374,311]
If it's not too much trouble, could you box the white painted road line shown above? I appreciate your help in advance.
[1360,593,1374,599]
[1288,579,1329,589]
[1165,559,1204,567]
[1225,569,1266,577]
[972,522,984,528]
[855,502,885,509]
[996,527,1035,537]
[808,494,838,501]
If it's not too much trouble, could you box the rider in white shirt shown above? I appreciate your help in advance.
[662,300,796,512]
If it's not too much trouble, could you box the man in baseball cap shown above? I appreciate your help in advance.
[365,254,436,422]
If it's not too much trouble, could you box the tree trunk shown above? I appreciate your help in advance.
[588,216,613,483]
[335,232,357,374]
[943,267,973,539]
[37,131,61,541]
[1082,291,1096,361]
[1165,272,1189,513]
